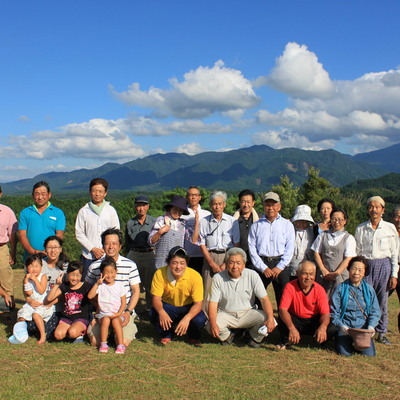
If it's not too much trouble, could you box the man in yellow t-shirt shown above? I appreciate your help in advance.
[150,246,207,346]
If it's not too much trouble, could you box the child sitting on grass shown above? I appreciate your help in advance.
[88,258,127,354]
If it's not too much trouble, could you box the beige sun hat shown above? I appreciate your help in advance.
[348,328,374,351]
[291,205,314,223]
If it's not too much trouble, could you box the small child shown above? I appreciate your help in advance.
[14,254,55,344]
[88,258,127,354]
[46,261,91,342]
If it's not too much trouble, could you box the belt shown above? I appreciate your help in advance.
[0,243,8,247]
[210,249,226,254]
[261,255,282,263]
[132,248,154,253]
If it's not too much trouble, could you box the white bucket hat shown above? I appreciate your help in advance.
[291,205,314,223]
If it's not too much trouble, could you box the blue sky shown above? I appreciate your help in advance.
[1,1,400,182]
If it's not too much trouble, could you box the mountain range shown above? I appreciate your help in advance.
[3,143,400,194]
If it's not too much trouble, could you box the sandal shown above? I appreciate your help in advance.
[160,338,171,345]
[115,344,126,354]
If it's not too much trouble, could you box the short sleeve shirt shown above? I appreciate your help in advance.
[59,281,91,321]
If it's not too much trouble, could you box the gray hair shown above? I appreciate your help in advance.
[224,247,247,264]
[297,260,316,274]
[209,190,227,203]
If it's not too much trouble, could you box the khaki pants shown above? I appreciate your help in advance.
[202,252,225,313]
[0,245,13,296]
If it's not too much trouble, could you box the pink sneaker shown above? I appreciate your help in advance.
[99,343,109,354]
[115,344,126,354]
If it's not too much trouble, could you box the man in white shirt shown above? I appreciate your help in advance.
[355,196,399,345]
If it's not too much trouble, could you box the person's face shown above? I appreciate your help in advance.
[101,265,117,284]
[226,254,246,279]
[330,211,346,232]
[169,206,184,219]
[45,239,62,262]
[393,211,400,233]
[319,202,333,221]
[135,202,149,217]
[168,256,187,280]
[297,262,316,290]
[348,261,366,286]
[240,195,255,215]
[103,234,122,260]
[33,186,51,208]
[90,184,107,205]
[68,270,83,286]
[210,197,225,218]
[293,220,309,231]
[187,189,201,208]
[263,200,281,221]
[27,260,42,276]
[368,201,384,221]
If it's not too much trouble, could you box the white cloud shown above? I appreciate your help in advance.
[173,142,207,155]
[112,60,260,119]
[18,115,31,122]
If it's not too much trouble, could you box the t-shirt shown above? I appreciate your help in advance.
[59,281,91,321]
[279,279,330,319]
[97,281,128,314]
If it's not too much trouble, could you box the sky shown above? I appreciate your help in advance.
[1,1,400,183]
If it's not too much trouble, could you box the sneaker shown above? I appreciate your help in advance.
[73,335,84,344]
[220,331,235,346]
[160,338,172,345]
[99,342,109,353]
[247,337,261,349]
[115,344,126,354]
[376,333,391,345]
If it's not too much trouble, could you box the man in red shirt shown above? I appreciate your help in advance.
[278,260,334,349]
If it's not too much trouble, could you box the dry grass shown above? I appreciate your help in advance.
[1,270,399,400]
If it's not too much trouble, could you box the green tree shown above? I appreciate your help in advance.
[271,175,300,219]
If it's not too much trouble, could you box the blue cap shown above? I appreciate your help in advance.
[135,195,149,204]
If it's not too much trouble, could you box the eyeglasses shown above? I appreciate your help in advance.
[46,246,61,251]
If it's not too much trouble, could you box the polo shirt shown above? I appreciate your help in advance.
[125,214,156,250]
[279,279,330,318]
[0,204,18,243]
[151,266,203,307]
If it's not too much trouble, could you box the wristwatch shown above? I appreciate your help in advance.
[125,309,134,315]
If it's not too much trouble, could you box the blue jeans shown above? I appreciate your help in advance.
[336,334,376,357]
[150,303,207,340]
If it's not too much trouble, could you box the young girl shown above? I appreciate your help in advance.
[15,254,55,344]
[88,258,127,354]
[46,261,91,342]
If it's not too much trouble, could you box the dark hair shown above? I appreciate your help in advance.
[238,189,256,201]
[43,235,69,270]
[317,198,335,213]
[32,181,50,195]
[166,248,190,265]
[90,178,109,191]
[347,256,369,275]
[330,207,348,221]
[25,253,43,269]
[67,261,84,275]
[101,228,123,246]
[100,257,118,273]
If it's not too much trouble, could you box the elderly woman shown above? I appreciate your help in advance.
[198,191,240,303]
[149,195,190,270]
[331,256,381,356]
[149,246,207,346]
[312,207,356,298]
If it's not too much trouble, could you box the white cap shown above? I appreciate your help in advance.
[291,205,314,223]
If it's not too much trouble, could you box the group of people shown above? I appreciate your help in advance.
[0,179,399,357]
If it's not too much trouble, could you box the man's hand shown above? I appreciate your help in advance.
[91,247,105,260]
[159,309,173,331]
[314,326,327,343]
[265,318,277,333]
[288,326,301,344]
[121,311,131,327]
[390,277,398,291]
[175,315,191,336]
[263,268,273,278]
[209,322,220,339]
[270,267,282,279]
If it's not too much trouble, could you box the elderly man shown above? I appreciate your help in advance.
[355,196,399,345]
[86,228,141,348]
[18,181,66,260]
[392,206,400,332]
[125,195,156,312]
[0,186,18,310]
[278,260,334,350]
[181,186,210,274]
[208,248,276,347]
[198,191,240,303]
[150,246,207,346]
[248,192,295,307]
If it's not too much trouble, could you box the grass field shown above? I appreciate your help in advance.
[1,270,399,400]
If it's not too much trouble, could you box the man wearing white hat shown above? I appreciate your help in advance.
[354,196,399,345]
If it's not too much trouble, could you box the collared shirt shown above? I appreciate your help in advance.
[355,219,399,277]
[208,268,267,312]
[311,230,356,257]
[181,205,211,257]
[248,214,295,272]
[75,202,120,259]
[330,280,381,331]
[289,227,314,275]
[199,213,240,250]
[125,214,156,250]
[85,254,141,304]
[151,266,203,307]
[0,204,18,243]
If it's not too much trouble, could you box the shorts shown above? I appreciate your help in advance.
[60,317,89,328]
[87,315,137,343]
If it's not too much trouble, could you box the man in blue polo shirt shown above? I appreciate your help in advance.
[19,181,66,260]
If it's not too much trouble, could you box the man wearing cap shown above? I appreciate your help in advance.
[125,195,156,311]
[355,196,399,345]
[391,206,400,332]
[0,185,18,310]
[207,247,276,348]
[248,192,295,307]
[181,186,211,275]
[150,246,207,346]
